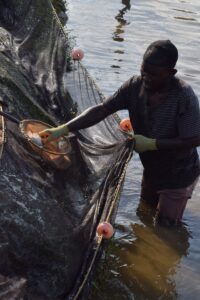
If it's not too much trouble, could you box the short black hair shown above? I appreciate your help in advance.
[143,40,178,68]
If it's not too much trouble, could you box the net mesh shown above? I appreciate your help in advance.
[0,1,134,299]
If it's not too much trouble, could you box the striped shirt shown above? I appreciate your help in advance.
[104,76,200,189]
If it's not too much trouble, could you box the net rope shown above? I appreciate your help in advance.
[0,104,5,159]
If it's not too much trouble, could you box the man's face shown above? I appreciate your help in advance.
[140,61,174,91]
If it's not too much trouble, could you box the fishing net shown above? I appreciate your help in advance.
[0,0,134,299]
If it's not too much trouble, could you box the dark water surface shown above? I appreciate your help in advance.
[67,1,200,299]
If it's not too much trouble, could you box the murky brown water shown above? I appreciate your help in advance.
[67,1,200,299]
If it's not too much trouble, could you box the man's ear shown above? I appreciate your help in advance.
[171,69,177,75]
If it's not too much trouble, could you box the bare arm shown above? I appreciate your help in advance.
[67,103,111,132]
[157,136,200,150]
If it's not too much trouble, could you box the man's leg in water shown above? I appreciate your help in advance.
[140,175,159,208]
[137,175,159,226]
[156,177,199,226]
[139,175,199,226]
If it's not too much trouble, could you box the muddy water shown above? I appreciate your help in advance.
[67,1,200,299]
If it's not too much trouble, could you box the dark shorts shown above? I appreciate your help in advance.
[140,176,199,225]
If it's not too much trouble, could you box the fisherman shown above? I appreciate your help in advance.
[40,40,200,226]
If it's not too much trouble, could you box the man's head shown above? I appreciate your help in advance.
[141,40,178,91]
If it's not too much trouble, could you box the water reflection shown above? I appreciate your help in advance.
[113,0,131,42]
[121,202,190,299]
[89,201,191,300]
[126,223,190,299]
[172,8,195,14]
[174,17,196,21]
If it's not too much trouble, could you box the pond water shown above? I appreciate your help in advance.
[67,1,200,299]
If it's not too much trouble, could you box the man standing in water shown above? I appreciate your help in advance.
[40,40,200,226]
